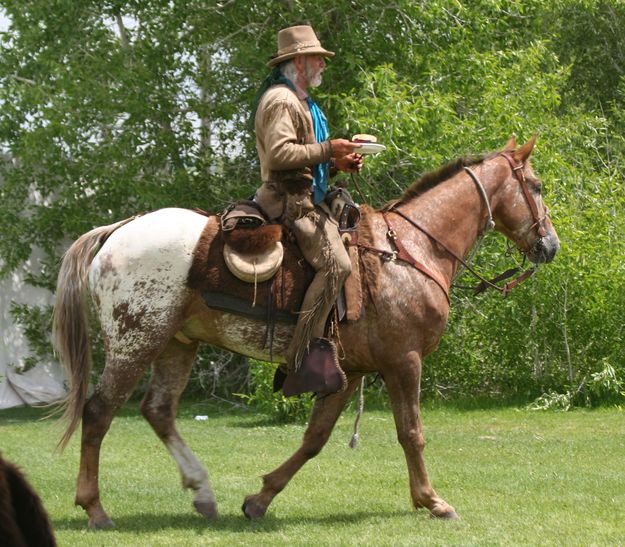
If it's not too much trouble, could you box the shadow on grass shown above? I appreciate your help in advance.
[0,402,300,432]
[1,394,541,428]
[54,508,416,534]
[421,395,534,412]
[0,404,55,422]
[0,402,150,423]
[226,415,306,428]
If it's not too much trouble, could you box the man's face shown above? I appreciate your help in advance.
[302,55,326,88]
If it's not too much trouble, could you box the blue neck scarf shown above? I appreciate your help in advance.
[306,96,330,204]
[253,71,331,204]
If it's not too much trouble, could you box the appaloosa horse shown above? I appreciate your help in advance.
[53,137,559,528]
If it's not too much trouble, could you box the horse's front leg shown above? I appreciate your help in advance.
[385,351,459,519]
[242,375,362,519]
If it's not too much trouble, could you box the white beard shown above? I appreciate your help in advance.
[308,72,322,88]
[305,64,323,88]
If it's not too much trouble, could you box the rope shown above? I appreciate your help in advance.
[350,173,368,205]
[463,166,495,231]
[349,376,365,449]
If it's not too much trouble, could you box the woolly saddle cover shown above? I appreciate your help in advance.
[187,215,312,318]
[186,214,366,323]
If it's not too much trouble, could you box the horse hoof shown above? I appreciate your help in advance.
[194,500,219,520]
[430,509,460,520]
[242,495,267,520]
[429,500,459,520]
[88,516,115,530]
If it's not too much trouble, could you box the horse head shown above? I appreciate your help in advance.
[490,136,560,264]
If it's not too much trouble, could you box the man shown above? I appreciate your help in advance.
[253,24,362,385]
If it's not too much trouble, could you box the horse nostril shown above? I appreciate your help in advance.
[528,237,550,264]
[534,235,559,263]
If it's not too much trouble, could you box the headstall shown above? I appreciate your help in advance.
[351,153,548,298]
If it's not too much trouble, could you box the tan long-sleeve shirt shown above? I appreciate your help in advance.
[254,84,332,220]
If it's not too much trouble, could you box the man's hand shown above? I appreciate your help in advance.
[330,138,362,158]
[334,153,363,173]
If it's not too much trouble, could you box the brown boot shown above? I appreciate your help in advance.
[282,338,347,397]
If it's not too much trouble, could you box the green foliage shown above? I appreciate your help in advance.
[330,26,625,406]
[1,0,625,407]
[185,347,250,400]
[527,360,625,410]
[236,360,313,422]
[544,0,625,109]
[8,303,53,372]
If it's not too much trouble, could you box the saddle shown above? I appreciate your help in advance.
[221,200,284,283]
[186,190,364,396]
[189,188,362,323]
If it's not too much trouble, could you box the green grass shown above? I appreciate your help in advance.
[1,401,624,545]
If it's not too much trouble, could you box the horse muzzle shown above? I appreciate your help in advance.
[527,230,560,264]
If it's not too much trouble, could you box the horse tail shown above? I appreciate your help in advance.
[53,216,136,451]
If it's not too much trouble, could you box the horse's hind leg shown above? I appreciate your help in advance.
[140,338,217,520]
[75,353,155,529]
[384,353,458,519]
[242,375,362,519]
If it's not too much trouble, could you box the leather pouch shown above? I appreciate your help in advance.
[282,338,347,397]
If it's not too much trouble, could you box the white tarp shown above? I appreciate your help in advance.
[0,249,67,409]
[0,363,66,408]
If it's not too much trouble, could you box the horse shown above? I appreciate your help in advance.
[0,454,57,546]
[52,136,559,528]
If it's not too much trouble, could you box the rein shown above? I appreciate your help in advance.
[387,207,534,296]
[354,153,544,298]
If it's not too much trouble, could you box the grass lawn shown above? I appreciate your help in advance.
[1,400,624,546]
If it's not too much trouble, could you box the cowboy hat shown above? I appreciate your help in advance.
[267,25,335,67]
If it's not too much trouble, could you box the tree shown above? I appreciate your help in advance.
[1,0,624,404]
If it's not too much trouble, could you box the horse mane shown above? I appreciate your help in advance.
[355,204,383,299]
[394,153,495,206]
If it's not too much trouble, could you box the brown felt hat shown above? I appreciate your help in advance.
[267,25,335,67]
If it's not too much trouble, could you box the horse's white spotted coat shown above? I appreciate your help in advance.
[89,209,206,365]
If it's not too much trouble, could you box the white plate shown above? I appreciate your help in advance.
[355,142,386,155]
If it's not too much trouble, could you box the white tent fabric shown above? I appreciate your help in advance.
[0,249,67,409]
[0,363,66,408]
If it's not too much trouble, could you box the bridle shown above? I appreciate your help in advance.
[498,152,548,238]
[456,152,549,293]
[351,152,548,299]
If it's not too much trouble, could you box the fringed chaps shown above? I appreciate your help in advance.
[287,209,350,371]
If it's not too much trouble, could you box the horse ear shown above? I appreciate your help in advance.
[513,135,537,163]
[503,135,517,151]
